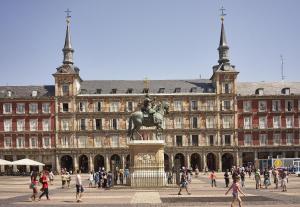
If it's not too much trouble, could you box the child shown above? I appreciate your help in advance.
[225,178,245,207]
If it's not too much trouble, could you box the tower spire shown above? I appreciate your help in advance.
[218,6,230,64]
[62,9,74,65]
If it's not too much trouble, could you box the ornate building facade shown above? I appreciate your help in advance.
[0,16,299,173]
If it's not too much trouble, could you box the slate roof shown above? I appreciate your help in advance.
[237,82,300,96]
[0,86,55,99]
[80,79,215,94]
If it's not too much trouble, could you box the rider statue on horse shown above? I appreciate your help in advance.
[127,94,169,140]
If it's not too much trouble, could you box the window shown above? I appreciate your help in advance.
[244,117,252,129]
[62,119,69,131]
[174,117,183,129]
[158,88,165,93]
[126,101,133,112]
[206,116,215,128]
[286,116,293,128]
[255,88,264,95]
[259,116,267,129]
[4,119,12,131]
[43,137,51,148]
[224,135,231,146]
[258,101,267,112]
[174,100,182,111]
[16,103,25,114]
[206,100,215,111]
[78,136,87,148]
[222,100,231,110]
[127,88,133,94]
[30,137,38,148]
[43,119,50,131]
[176,135,183,146]
[111,88,117,94]
[61,136,70,147]
[143,88,149,93]
[259,134,267,146]
[282,88,290,95]
[223,82,232,94]
[174,88,181,93]
[273,116,281,128]
[79,102,87,112]
[286,133,294,145]
[29,103,38,114]
[17,119,25,131]
[80,119,86,130]
[42,103,50,113]
[190,100,198,111]
[96,89,102,94]
[4,137,12,148]
[222,116,232,128]
[95,119,102,130]
[286,100,293,112]
[3,103,12,114]
[16,137,25,148]
[192,117,198,128]
[244,134,252,146]
[7,90,12,97]
[94,136,102,147]
[273,134,280,146]
[191,135,198,146]
[110,101,119,112]
[209,135,214,146]
[111,135,119,147]
[95,101,102,112]
[62,103,69,112]
[31,90,38,97]
[272,100,280,112]
[62,84,69,96]
[111,119,118,130]
[30,119,38,131]
[243,101,252,112]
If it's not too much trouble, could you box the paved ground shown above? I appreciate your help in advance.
[0,172,299,206]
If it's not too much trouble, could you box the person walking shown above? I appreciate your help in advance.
[240,170,245,188]
[75,170,84,202]
[263,168,270,189]
[89,171,94,188]
[178,173,191,195]
[254,169,261,189]
[38,171,50,201]
[225,178,245,207]
[30,175,38,201]
[224,169,230,187]
[61,172,66,188]
[282,169,287,192]
[66,172,71,188]
[210,170,217,187]
[49,170,54,185]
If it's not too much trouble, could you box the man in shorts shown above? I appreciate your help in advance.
[75,170,84,202]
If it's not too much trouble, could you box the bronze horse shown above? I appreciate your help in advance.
[127,102,169,140]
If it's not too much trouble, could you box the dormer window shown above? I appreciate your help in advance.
[174,88,181,93]
[281,88,290,95]
[62,84,69,96]
[127,88,133,94]
[7,90,12,97]
[32,90,38,97]
[143,88,149,94]
[158,88,165,93]
[255,88,264,95]
[80,89,87,94]
[111,88,117,94]
[190,87,197,93]
[96,89,102,94]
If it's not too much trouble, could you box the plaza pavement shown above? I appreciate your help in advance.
[0,172,299,207]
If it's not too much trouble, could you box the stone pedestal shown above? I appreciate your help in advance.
[128,139,166,187]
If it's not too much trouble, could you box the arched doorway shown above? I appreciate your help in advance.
[222,153,234,172]
[61,155,73,172]
[79,155,89,173]
[190,153,201,171]
[242,152,254,167]
[174,153,185,169]
[94,154,105,172]
[207,153,216,171]
[164,153,170,172]
[110,154,121,170]
[125,155,130,169]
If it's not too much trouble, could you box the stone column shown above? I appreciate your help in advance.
[38,155,43,172]
[25,155,30,172]
[105,154,110,171]
[13,155,17,172]
[254,150,258,160]
[89,154,94,172]
[186,153,190,169]
[295,151,299,158]
[0,155,4,172]
[218,152,222,172]
[170,154,174,169]
[202,152,206,171]
[56,155,61,173]
[121,155,125,169]
[74,155,78,170]
[235,151,239,167]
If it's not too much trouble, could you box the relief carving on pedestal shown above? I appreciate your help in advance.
[136,153,156,163]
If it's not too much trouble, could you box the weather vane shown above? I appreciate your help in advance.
[64,9,72,23]
[220,6,226,21]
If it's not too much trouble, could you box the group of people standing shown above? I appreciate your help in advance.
[254,168,288,191]
[29,170,51,201]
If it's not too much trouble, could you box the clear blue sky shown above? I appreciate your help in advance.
[0,0,299,85]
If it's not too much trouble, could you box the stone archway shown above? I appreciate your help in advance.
[60,155,73,172]
[206,153,216,171]
[242,152,255,167]
[222,153,234,172]
[190,153,201,171]
[94,154,105,172]
[79,154,89,173]
[110,154,121,170]
[174,153,185,169]
[164,153,170,172]
[125,155,130,169]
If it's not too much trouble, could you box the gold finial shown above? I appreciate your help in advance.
[143,77,150,89]
[220,6,226,21]
[65,9,72,23]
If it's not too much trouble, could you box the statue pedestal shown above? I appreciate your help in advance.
[128,139,166,187]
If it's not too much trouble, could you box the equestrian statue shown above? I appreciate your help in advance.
[127,94,169,140]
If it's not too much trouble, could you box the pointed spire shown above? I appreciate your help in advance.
[218,7,230,64]
[62,9,74,65]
